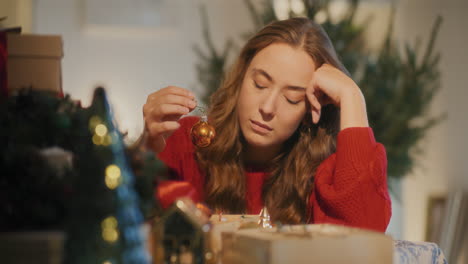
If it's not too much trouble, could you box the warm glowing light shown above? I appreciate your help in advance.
[95,124,108,137]
[102,228,119,242]
[290,0,305,14]
[89,115,102,130]
[176,200,185,208]
[315,10,328,24]
[273,0,305,20]
[102,216,118,229]
[105,165,121,189]
[273,0,290,20]
[92,134,104,145]
[101,216,119,243]
[102,134,112,146]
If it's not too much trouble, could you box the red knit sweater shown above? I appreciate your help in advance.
[157,116,391,232]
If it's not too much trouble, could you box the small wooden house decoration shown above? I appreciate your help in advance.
[152,198,214,264]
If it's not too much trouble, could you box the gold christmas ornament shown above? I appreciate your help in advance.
[191,115,216,147]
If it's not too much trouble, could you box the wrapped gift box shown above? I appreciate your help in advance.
[220,224,394,264]
[209,214,260,260]
[7,33,63,93]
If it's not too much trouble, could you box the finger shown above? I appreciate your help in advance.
[142,103,153,119]
[306,88,322,124]
[147,121,181,138]
[152,93,197,109]
[159,86,194,98]
[307,92,322,112]
[149,86,195,100]
[306,87,322,109]
[312,104,321,124]
[314,89,333,106]
[167,94,197,110]
[153,104,190,118]
[311,109,320,124]
[145,104,188,123]
[162,113,185,122]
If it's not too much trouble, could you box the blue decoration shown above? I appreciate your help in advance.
[64,87,150,264]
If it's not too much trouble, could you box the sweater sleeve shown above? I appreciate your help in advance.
[155,116,203,208]
[309,127,392,232]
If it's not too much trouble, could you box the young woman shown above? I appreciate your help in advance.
[143,17,391,232]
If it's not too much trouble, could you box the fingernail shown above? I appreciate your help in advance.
[188,100,196,108]
[188,91,195,98]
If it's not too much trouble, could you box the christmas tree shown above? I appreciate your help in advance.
[64,88,149,264]
[193,0,444,178]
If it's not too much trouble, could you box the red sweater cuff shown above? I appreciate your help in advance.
[336,127,377,168]
[156,180,200,209]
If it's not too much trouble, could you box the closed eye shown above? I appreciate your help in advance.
[286,97,302,105]
[253,81,266,89]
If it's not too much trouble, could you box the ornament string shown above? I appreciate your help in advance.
[194,105,207,116]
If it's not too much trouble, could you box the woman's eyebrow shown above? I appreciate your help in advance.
[286,85,306,91]
[252,68,273,82]
[252,68,306,91]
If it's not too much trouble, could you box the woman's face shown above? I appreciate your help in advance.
[237,43,316,152]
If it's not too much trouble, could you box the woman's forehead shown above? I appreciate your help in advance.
[248,43,316,86]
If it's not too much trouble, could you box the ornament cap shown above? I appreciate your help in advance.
[258,206,273,228]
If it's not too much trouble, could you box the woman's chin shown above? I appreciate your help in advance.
[244,134,276,149]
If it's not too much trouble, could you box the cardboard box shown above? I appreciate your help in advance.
[220,224,394,264]
[209,214,260,260]
[7,34,63,93]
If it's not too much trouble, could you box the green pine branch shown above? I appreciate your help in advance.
[193,4,234,104]
[360,15,445,177]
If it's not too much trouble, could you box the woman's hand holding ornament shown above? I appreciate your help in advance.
[143,86,197,153]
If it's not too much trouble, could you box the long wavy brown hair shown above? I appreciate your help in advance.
[196,17,348,224]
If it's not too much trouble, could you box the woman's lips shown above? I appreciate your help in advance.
[250,120,273,134]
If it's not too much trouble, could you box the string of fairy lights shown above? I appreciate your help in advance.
[90,115,113,146]
[89,116,121,245]
[85,88,150,263]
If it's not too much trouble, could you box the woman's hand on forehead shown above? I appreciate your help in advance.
[306,64,361,124]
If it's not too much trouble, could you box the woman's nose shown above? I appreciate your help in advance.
[259,92,277,119]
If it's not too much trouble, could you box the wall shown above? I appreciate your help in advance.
[32,0,255,140]
[0,0,32,32]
